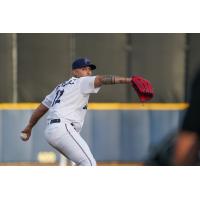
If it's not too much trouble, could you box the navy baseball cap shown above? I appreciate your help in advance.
[72,58,96,70]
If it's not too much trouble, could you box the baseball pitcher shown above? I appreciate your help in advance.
[21,58,154,166]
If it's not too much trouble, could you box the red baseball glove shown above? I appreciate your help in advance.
[131,76,154,102]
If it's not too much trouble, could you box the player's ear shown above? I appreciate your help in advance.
[72,69,79,78]
[72,69,76,76]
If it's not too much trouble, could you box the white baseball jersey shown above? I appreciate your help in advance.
[42,76,101,130]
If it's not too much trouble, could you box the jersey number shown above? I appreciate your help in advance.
[52,89,64,106]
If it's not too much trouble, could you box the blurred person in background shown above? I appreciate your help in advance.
[146,67,200,166]
[172,68,200,165]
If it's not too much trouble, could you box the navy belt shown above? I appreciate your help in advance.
[50,119,60,124]
[50,119,74,127]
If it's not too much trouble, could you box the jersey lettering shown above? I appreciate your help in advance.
[62,79,76,87]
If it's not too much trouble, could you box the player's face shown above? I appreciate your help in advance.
[73,66,92,77]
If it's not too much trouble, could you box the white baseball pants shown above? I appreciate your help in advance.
[44,121,96,166]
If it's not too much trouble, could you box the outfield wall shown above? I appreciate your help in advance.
[0,103,188,163]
